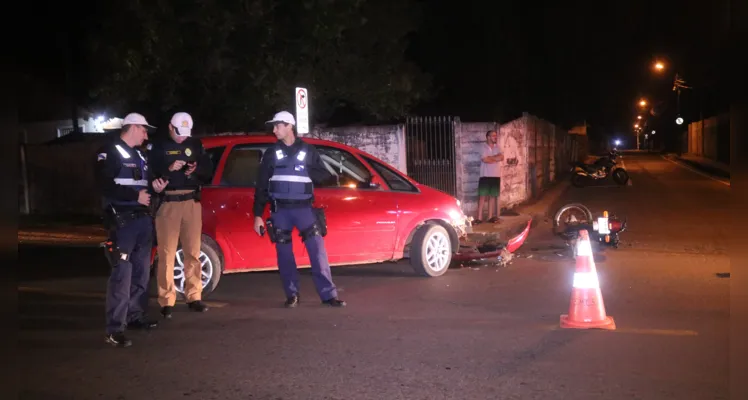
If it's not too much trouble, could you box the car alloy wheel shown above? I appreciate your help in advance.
[425,230,451,273]
[173,249,213,294]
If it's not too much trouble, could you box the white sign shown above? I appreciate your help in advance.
[295,87,309,134]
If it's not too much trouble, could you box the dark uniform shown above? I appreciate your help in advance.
[94,137,158,347]
[253,139,346,307]
[147,136,212,315]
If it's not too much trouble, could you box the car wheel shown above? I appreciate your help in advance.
[163,236,222,299]
[410,223,452,277]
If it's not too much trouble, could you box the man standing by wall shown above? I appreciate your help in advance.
[148,112,212,319]
[475,130,503,224]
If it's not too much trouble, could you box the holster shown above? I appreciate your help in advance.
[103,239,128,268]
[266,218,277,243]
[149,194,163,216]
[313,207,328,237]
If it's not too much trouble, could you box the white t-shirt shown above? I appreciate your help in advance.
[480,143,502,178]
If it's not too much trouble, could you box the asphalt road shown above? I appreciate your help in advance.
[18,153,730,400]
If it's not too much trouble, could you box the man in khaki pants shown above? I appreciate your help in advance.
[149,112,211,318]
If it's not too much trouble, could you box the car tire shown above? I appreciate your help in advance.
[410,223,452,277]
[151,235,223,299]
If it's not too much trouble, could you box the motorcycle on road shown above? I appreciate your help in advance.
[570,150,629,187]
[553,203,627,256]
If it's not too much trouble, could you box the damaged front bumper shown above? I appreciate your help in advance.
[452,219,532,263]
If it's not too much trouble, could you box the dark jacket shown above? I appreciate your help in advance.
[147,136,213,190]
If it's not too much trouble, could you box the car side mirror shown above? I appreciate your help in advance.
[369,182,380,189]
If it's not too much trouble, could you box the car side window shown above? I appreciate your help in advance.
[316,146,374,189]
[362,155,419,193]
[200,146,226,185]
[219,144,269,187]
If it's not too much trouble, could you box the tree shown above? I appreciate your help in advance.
[80,0,432,132]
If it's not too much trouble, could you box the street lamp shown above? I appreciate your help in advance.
[639,99,647,107]
[654,61,665,72]
[651,130,656,135]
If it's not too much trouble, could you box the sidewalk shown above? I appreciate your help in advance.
[466,177,571,244]
[663,153,730,181]
[19,215,107,246]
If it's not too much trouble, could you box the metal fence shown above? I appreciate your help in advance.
[405,116,457,196]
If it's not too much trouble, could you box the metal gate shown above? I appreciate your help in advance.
[405,116,457,196]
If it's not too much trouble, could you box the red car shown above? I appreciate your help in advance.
[157,135,529,297]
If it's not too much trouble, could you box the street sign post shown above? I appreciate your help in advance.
[295,87,309,134]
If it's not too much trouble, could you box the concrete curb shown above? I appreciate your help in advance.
[662,154,730,187]
[466,177,572,243]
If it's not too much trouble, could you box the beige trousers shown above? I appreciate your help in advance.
[156,191,202,306]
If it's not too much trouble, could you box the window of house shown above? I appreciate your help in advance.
[362,155,419,193]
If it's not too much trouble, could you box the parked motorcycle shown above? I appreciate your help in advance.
[553,203,627,255]
[570,150,629,187]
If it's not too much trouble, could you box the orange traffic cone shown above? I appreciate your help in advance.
[560,229,616,330]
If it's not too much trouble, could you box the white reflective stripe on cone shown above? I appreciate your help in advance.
[576,239,593,256]
[269,175,312,183]
[573,272,600,289]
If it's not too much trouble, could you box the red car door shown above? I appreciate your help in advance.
[312,145,399,264]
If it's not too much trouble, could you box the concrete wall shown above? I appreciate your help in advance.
[300,124,407,174]
[687,113,730,165]
[455,113,574,217]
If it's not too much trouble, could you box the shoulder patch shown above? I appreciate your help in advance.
[146,143,153,151]
[97,153,107,161]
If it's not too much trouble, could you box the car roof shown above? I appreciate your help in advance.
[200,134,343,150]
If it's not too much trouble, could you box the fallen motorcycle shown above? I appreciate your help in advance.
[553,203,627,255]
[570,150,629,187]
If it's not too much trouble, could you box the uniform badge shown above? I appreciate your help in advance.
[146,143,153,151]
[97,153,107,161]
[185,148,192,157]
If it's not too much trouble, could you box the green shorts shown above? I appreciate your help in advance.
[478,177,501,197]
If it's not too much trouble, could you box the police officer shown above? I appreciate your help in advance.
[94,113,169,348]
[253,111,346,308]
[148,112,211,319]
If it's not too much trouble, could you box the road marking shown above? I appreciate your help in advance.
[543,324,698,336]
[662,156,730,187]
[18,286,229,308]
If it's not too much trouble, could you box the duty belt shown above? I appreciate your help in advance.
[163,191,199,202]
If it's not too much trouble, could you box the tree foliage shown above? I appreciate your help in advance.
[81,0,432,132]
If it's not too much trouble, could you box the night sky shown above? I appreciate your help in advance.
[20,0,730,142]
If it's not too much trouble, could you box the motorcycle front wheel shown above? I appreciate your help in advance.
[553,203,594,236]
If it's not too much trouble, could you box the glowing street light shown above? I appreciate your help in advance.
[634,123,639,128]
[614,139,622,146]
[639,99,647,107]
[651,130,656,135]
[654,61,665,72]
[637,115,642,119]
